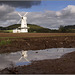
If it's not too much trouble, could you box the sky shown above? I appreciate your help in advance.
[17,1,75,12]
[0,1,75,29]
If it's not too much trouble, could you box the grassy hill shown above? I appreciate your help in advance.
[0,24,51,33]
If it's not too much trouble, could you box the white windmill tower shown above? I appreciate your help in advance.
[13,12,29,33]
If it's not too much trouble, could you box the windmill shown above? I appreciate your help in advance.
[13,12,29,33]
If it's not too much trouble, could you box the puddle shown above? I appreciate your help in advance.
[0,48,75,69]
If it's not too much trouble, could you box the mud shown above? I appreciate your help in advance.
[0,36,75,53]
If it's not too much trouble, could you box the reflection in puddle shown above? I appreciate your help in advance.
[19,50,29,62]
[0,48,75,69]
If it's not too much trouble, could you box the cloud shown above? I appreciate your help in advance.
[26,5,75,28]
[56,11,62,17]
[0,1,41,8]
[0,5,15,20]
[63,5,75,14]
[0,5,75,29]
[55,5,75,26]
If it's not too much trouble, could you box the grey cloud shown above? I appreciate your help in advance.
[27,11,58,28]
[0,5,15,20]
[0,1,41,8]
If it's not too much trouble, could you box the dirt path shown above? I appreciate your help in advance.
[0,33,75,37]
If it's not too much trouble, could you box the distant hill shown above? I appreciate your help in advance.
[1,24,75,33]
[0,24,51,33]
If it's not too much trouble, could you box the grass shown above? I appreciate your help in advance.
[0,39,11,46]
[0,30,13,33]
[6,30,13,33]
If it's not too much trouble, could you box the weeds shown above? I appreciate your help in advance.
[0,39,11,46]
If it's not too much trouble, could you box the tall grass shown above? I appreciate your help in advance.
[0,39,11,46]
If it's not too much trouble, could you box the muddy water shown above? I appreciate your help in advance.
[0,48,75,69]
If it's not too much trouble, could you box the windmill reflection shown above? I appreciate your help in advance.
[19,50,29,62]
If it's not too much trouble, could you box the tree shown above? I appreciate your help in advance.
[59,25,66,33]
